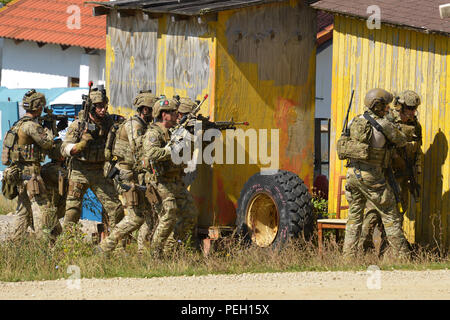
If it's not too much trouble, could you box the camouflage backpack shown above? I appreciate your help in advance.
[336,116,372,161]
[1,117,33,166]
[132,121,152,173]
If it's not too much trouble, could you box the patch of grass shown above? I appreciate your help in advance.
[0,195,17,215]
[0,227,448,282]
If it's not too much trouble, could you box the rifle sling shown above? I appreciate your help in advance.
[363,112,403,201]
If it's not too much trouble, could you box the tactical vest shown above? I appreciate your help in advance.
[112,115,148,167]
[78,117,113,163]
[2,117,45,165]
[151,124,184,178]
[338,116,390,168]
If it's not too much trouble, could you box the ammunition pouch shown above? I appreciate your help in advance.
[1,165,20,200]
[9,144,45,163]
[123,185,139,207]
[26,174,46,198]
[67,181,86,198]
[80,142,106,163]
[2,130,16,166]
[1,178,18,200]
[337,134,369,161]
[145,183,161,205]
[58,169,68,196]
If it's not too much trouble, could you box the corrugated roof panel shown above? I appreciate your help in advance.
[311,0,450,35]
[0,0,107,49]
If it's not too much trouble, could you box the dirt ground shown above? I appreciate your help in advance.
[0,270,448,300]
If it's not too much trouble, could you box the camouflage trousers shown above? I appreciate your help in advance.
[166,184,199,250]
[359,176,409,256]
[40,162,67,236]
[12,170,59,242]
[100,169,156,253]
[63,161,124,230]
[151,177,199,254]
[343,165,410,259]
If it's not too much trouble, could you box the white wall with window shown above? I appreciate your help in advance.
[0,39,105,89]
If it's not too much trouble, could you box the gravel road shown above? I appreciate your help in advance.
[0,270,448,300]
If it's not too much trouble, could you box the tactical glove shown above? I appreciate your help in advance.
[57,118,69,132]
[74,132,93,152]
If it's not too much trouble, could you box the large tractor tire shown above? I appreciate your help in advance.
[236,170,314,247]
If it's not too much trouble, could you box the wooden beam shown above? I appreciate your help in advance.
[61,44,70,51]
[170,14,190,22]
[36,42,46,48]
[93,6,110,16]
[196,13,218,24]
[118,9,137,18]
[142,11,163,20]
[13,39,23,45]
[84,47,96,54]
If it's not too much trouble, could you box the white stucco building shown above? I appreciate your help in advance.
[0,0,107,89]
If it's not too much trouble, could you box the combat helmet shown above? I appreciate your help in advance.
[133,90,158,112]
[364,88,393,112]
[22,89,46,112]
[178,97,197,114]
[395,90,421,109]
[152,97,180,119]
[89,88,109,105]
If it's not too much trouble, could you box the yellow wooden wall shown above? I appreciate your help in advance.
[104,0,317,229]
[329,15,450,249]
[212,0,317,226]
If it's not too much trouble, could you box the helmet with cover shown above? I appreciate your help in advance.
[152,97,180,119]
[22,89,46,112]
[178,97,196,114]
[364,88,393,113]
[395,90,421,110]
[133,90,157,112]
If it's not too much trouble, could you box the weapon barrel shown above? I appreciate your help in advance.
[342,90,355,135]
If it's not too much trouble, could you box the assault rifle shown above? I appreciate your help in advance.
[39,107,74,137]
[78,81,96,139]
[195,114,249,131]
[385,167,404,214]
[167,94,209,148]
[401,151,421,202]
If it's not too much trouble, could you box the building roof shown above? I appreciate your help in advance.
[311,0,450,35]
[90,0,288,16]
[317,10,333,46]
[0,0,107,50]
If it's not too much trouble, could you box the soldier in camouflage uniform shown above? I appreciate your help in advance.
[98,91,158,254]
[141,97,189,256]
[359,90,422,256]
[340,88,411,259]
[165,97,200,249]
[3,90,60,241]
[40,139,68,237]
[61,89,124,231]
